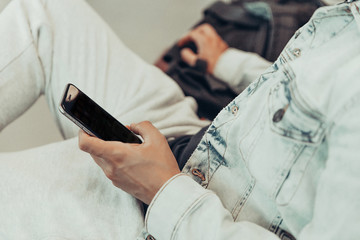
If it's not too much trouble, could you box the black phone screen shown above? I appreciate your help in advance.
[61,84,142,143]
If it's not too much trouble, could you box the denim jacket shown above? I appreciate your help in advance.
[142,2,360,239]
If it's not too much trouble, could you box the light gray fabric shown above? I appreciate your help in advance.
[0,0,208,238]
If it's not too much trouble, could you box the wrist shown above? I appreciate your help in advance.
[144,169,181,205]
[208,46,229,75]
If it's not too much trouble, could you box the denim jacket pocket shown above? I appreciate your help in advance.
[268,80,326,144]
[267,80,326,205]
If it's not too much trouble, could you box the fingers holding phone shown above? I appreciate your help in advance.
[78,121,180,205]
[60,84,180,204]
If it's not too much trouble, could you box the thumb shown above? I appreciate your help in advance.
[130,121,163,143]
[180,48,197,67]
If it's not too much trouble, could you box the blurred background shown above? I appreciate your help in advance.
[0,0,214,151]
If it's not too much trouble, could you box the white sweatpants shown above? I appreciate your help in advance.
[0,0,209,239]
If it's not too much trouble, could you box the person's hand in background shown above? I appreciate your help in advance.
[178,23,228,74]
[78,121,180,205]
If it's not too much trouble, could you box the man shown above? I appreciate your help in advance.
[79,1,360,239]
[0,0,359,239]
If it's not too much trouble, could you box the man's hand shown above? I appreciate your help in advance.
[78,121,180,205]
[178,23,228,74]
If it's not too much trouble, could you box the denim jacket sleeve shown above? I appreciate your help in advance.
[213,48,271,94]
[144,174,280,240]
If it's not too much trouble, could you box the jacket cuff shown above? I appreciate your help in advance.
[213,48,271,92]
[145,173,210,239]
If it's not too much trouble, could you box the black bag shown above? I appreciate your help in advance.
[155,0,322,120]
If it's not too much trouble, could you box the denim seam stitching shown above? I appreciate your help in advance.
[170,192,213,240]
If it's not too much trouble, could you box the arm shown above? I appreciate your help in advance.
[178,24,271,93]
[213,48,272,94]
[78,121,279,239]
[78,100,360,239]
[145,174,280,240]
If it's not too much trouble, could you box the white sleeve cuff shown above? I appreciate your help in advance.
[145,173,210,239]
[213,48,272,93]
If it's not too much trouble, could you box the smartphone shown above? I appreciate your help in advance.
[59,83,142,144]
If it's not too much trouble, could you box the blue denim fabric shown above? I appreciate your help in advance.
[181,2,360,238]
